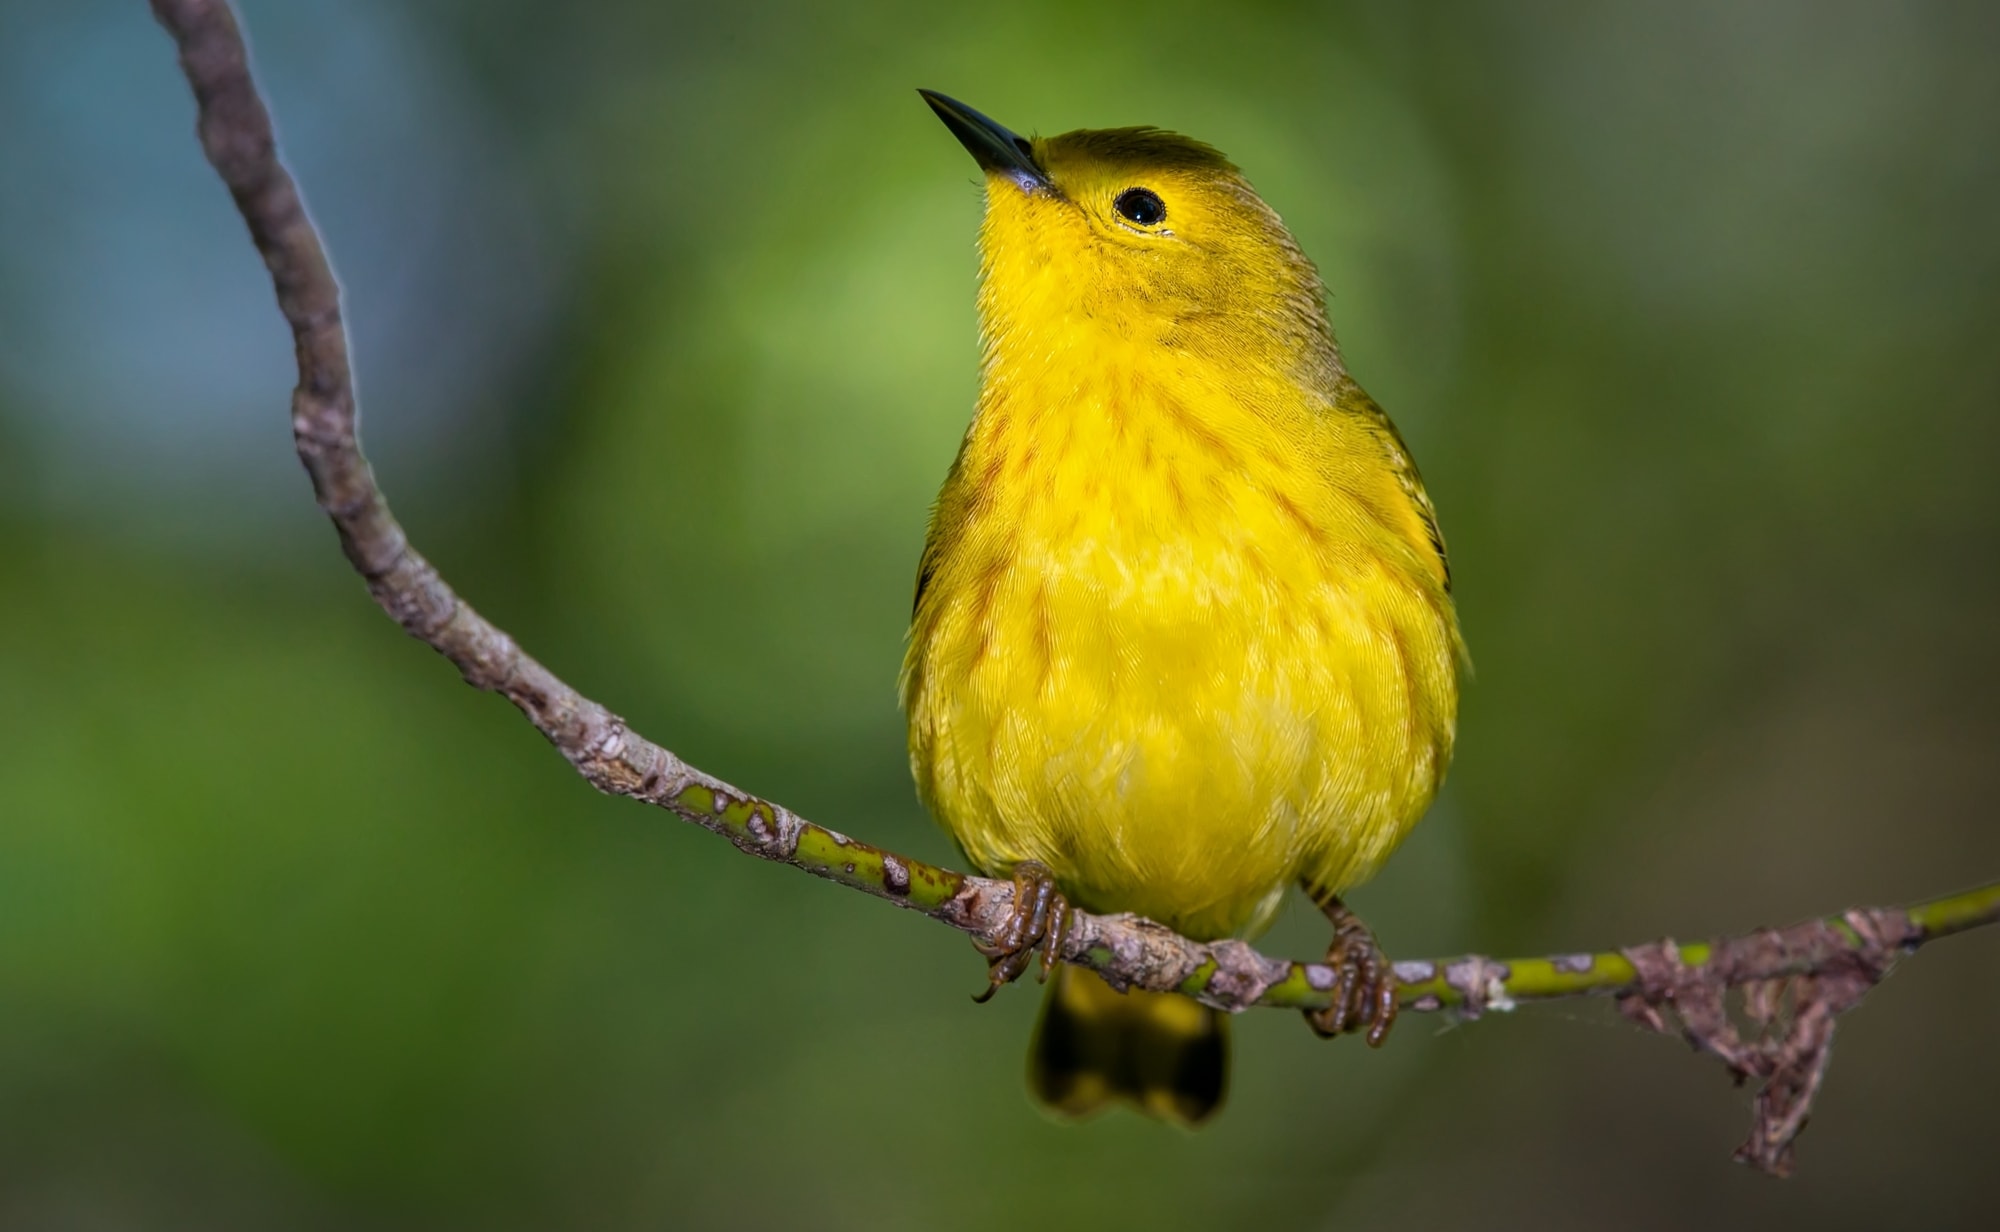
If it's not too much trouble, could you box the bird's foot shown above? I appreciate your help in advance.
[972,861,1072,1003]
[1302,894,1399,1047]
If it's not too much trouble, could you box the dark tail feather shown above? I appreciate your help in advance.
[1028,963,1228,1128]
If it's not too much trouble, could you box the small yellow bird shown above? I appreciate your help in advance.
[903,92,1463,1126]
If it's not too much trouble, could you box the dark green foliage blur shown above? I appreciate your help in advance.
[3,0,1997,1227]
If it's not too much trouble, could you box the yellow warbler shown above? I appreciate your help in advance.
[902,92,1462,1126]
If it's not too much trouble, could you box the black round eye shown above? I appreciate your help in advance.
[1113,187,1167,227]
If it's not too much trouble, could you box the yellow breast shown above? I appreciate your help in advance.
[903,336,1459,942]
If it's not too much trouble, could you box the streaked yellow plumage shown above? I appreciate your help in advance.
[903,95,1462,1125]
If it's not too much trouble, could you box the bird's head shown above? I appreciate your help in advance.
[920,90,1338,379]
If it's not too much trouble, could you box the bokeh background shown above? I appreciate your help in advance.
[3,0,1997,1227]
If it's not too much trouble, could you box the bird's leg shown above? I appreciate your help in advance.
[972,860,1072,1003]
[1302,889,1400,1047]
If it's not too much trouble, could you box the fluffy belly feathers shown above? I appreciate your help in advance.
[904,386,1456,942]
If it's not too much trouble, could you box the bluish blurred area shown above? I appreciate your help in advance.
[2,1,1996,1227]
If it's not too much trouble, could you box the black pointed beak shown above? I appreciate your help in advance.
[918,90,1051,194]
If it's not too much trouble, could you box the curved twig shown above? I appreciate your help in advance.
[148,0,1997,1175]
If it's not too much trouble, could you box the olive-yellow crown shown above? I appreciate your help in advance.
[921,91,1340,385]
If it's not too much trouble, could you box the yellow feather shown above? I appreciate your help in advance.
[903,102,1462,1120]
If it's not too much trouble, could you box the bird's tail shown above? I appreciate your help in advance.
[1028,963,1228,1127]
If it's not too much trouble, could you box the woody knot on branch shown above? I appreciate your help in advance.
[1616,909,1917,1176]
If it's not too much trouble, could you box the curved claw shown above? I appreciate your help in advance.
[972,861,1072,1003]
[1301,893,1399,1046]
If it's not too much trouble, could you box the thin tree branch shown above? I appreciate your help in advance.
[148,0,1997,1176]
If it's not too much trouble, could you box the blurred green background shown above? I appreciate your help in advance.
[3,0,1997,1227]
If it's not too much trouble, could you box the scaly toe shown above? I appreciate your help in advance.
[970,861,1069,1002]
[1302,899,1400,1044]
